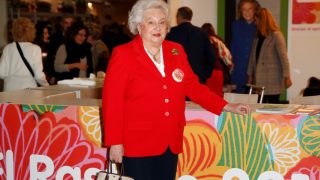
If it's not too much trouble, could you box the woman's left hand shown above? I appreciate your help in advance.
[284,77,292,89]
[223,103,251,115]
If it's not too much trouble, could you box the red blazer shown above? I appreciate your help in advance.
[102,35,227,157]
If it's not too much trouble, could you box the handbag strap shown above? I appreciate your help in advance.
[107,161,125,176]
[16,42,35,77]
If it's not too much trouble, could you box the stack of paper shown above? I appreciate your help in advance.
[57,78,96,86]
[255,104,300,114]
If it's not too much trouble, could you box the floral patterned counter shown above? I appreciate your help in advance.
[0,103,319,180]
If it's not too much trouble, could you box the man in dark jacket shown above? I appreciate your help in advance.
[166,7,216,84]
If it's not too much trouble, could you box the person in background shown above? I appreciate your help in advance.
[46,16,74,84]
[0,17,49,91]
[301,76,320,96]
[34,21,51,55]
[230,0,260,93]
[54,22,93,81]
[101,14,118,53]
[86,22,110,74]
[302,77,320,115]
[102,15,132,54]
[50,16,74,51]
[34,22,51,81]
[247,8,292,104]
[201,23,234,96]
[102,0,250,180]
[166,6,216,84]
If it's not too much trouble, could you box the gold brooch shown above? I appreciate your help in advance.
[171,48,179,55]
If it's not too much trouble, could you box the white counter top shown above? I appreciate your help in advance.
[0,84,102,106]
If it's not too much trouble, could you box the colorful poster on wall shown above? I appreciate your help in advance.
[292,0,320,24]
[288,0,320,99]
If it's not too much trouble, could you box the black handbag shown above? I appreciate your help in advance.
[16,42,41,87]
[95,161,134,180]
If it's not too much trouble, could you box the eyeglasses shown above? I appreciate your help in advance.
[143,20,167,28]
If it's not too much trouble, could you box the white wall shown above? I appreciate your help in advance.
[258,0,280,24]
[287,0,320,99]
[168,0,217,28]
[0,0,8,48]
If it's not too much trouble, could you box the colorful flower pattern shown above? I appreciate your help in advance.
[217,112,273,180]
[178,112,319,179]
[259,123,300,175]
[21,104,65,115]
[78,106,102,147]
[177,120,225,179]
[0,104,106,180]
[285,156,320,180]
[298,115,320,157]
[0,103,319,179]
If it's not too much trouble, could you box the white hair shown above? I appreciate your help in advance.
[128,0,170,35]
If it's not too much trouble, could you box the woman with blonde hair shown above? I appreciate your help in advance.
[0,17,49,91]
[247,8,292,103]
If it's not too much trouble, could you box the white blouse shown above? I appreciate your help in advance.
[0,42,49,91]
[144,46,165,77]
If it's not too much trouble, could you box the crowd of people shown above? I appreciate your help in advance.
[0,14,131,91]
[0,0,301,104]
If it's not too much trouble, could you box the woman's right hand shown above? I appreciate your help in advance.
[223,103,251,115]
[109,144,124,163]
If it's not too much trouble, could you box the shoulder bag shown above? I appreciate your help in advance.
[16,42,41,87]
[95,161,134,180]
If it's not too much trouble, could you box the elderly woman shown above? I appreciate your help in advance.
[54,22,93,81]
[102,0,250,179]
[0,17,49,91]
